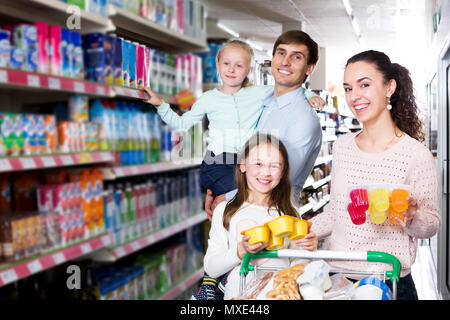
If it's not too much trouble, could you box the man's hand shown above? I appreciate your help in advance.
[308,96,326,111]
[141,86,163,106]
[204,189,227,221]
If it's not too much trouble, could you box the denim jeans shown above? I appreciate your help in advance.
[385,273,419,300]
[200,151,238,195]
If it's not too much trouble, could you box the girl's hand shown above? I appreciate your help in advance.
[294,232,318,251]
[237,235,268,260]
[396,197,418,228]
[308,96,326,111]
[141,86,163,106]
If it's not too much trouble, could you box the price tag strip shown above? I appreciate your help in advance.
[0,234,110,288]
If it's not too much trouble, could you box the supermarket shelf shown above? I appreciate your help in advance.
[322,106,337,114]
[298,202,313,216]
[108,5,208,53]
[108,4,208,52]
[0,0,115,34]
[314,155,333,167]
[0,67,114,97]
[0,151,114,173]
[102,158,203,180]
[0,68,179,102]
[310,175,331,190]
[323,135,338,142]
[311,194,331,212]
[0,233,113,288]
[337,125,362,133]
[158,267,204,300]
[320,120,336,128]
[92,212,208,262]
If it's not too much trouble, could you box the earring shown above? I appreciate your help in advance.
[387,99,392,110]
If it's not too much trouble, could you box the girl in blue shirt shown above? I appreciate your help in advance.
[142,39,324,299]
[142,39,323,197]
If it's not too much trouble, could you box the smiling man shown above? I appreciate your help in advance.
[255,30,322,205]
[206,30,323,212]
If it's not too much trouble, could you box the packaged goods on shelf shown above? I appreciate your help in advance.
[104,168,201,246]
[36,168,105,248]
[0,21,203,97]
[64,0,108,17]
[13,24,38,73]
[198,43,221,84]
[0,112,58,157]
[49,25,62,76]
[95,238,200,300]
[115,0,204,38]
[0,29,11,68]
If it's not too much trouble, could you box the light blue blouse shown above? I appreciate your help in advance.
[155,85,315,155]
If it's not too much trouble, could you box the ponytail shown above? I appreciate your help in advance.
[389,63,425,142]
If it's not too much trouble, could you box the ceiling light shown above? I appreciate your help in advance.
[245,40,263,51]
[351,17,361,37]
[217,21,239,38]
[342,0,353,16]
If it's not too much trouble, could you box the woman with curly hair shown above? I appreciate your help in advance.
[310,50,440,300]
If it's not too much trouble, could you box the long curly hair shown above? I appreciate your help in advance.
[346,50,425,142]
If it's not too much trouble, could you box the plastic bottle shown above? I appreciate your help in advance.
[116,102,128,165]
[0,173,11,213]
[151,112,161,163]
[90,99,109,151]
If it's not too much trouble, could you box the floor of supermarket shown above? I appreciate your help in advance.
[412,239,440,300]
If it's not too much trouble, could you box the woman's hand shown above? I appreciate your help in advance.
[294,231,318,251]
[141,86,163,106]
[308,96,326,111]
[396,197,418,228]
[237,235,268,260]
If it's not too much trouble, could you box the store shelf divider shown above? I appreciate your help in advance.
[0,233,113,288]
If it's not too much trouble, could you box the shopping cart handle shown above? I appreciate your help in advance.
[239,250,401,282]
[240,250,278,276]
[367,251,401,283]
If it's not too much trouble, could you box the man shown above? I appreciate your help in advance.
[205,30,323,218]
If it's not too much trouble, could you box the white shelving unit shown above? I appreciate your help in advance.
[0,0,114,34]
[108,5,207,52]
[91,212,207,262]
[0,1,208,299]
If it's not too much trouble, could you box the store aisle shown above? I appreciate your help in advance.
[411,241,441,300]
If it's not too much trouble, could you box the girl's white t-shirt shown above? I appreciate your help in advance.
[204,201,304,300]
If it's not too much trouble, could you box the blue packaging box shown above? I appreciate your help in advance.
[83,32,106,84]
[121,39,129,87]
[128,42,136,89]
[104,34,114,85]
[112,35,123,86]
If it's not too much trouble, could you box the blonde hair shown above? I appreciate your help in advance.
[216,39,253,87]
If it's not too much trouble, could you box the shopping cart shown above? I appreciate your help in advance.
[239,249,401,300]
